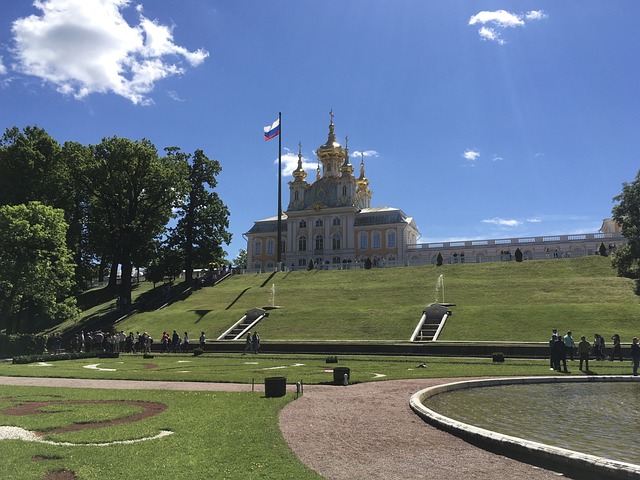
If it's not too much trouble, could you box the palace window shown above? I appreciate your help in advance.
[294,191,299,201]
[333,256,341,264]
[298,258,307,267]
[373,232,381,249]
[359,234,368,249]
[298,235,307,252]
[342,186,347,196]
[299,220,306,228]
[315,234,324,251]
[254,240,262,255]
[315,218,323,227]
[387,231,396,248]
[333,217,341,226]
[266,239,275,255]
[332,234,341,250]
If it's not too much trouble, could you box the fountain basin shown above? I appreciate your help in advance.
[410,376,640,480]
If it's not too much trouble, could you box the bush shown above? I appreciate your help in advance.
[193,347,204,356]
[12,352,98,364]
[325,355,339,363]
[143,353,154,359]
[492,352,505,363]
[1,333,48,357]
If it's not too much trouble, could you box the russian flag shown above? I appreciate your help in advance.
[264,118,280,141]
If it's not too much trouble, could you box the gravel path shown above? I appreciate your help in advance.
[0,376,564,479]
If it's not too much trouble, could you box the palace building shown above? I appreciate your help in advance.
[244,115,625,272]
[245,114,420,271]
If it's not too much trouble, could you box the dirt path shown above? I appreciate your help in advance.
[0,376,563,479]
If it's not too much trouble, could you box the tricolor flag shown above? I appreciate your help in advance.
[264,118,280,141]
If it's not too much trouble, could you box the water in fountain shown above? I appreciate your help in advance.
[271,283,275,307]
[435,274,444,304]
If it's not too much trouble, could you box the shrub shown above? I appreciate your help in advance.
[193,347,204,356]
[12,352,98,364]
[143,353,154,359]
[325,355,339,364]
[1,333,48,357]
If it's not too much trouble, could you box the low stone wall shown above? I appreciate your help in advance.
[409,376,640,480]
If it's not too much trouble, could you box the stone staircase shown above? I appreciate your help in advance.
[218,308,269,340]
[411,303,455,341]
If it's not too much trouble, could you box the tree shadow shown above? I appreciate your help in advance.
[190,309,212,323]
[226,288,251,310]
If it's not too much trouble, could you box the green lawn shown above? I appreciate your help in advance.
[82,256,638,345]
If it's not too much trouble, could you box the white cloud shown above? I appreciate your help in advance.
[10,0,209,105]
[478,27,505,45]
[526,11,548,21]
[527,218,542,223]
[482,217,522,227]
[491,155,503,162]
[352,150,379,158]
[469,9,547,45]
[0,56,6,75]
[463,149,480,161]
[277,148,316,177]
[469,10,524,28]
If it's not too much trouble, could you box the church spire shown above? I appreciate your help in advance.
[340,135,354,176]
[292,141,307,182]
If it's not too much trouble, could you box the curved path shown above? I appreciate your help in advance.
[0,376,563,479]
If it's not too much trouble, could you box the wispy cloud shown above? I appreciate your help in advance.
[277,147,316,176]
[482,217,522,227]
[10,0,209,105]
[0,56,6,75]
[527,218,542,223]
[463,149,480,161]
[352,150,379,159]
[469,9,547,45]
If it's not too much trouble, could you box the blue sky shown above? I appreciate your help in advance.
[1,1,638,260]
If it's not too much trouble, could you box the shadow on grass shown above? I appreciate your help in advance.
[226,288,251,310]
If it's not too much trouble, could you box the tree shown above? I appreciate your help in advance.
[612,171,640,278]
[0,202,78,333]
[78,137,188,306]
[233,249,247,269]
[515,248,523,262]
[436,253,443,266]
[166,148,231,284]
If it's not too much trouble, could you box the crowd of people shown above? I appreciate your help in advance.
[549,329,640,375]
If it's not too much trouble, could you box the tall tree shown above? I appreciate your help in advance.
[0,202,78,333]
[79,137,187,306]
[166,148,231,284]
[612,170,640,279]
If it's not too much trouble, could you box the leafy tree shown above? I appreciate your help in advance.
[166,148,231,284]
[78,137,187,306]
[436,252,443,266]
[612,171,640,278]
[233,249,248,269]
[515,248,523,262]
[0,202,78,333]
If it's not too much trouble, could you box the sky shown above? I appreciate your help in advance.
[1,0,638,261]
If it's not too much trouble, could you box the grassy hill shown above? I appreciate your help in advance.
[68,256,638,343]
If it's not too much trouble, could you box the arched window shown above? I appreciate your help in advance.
[298,235,307,251]
[342,186,347,196]
[266,239,275,255]
[359,234,368,249]
[315,234,324,251]
[332,234,341,250]
[387,230,396,248]
[254,240,262,255]
[372,232,381,249]
[294,191,299,200]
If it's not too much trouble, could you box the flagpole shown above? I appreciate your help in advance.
[277,111,282,270]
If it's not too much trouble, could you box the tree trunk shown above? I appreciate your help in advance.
[120,257,133,307]
[108,253,119,289]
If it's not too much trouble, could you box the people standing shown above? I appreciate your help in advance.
[631,337,640,376]
[610,333,623,361]
[564,331,576,361]
[252,331,261,354]
[549,329,559,370]
[242,332,253,355]
[593,334,604,360]
[171,330,180,353]
[182,332,189,353]
[552,335,568,373]
[200,332,206,351]
[578,335,591,372]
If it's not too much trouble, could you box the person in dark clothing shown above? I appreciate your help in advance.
[631,337,640,376]
[552,335,568,372]
[610,333,623,361]
[548,329,559,371]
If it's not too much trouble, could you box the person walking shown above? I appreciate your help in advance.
[252,331,261,354]
[200,332,206,351]
[182,332,189,353]
[578,335,591,372]
[631,337,640,376]
[549,329,559,370]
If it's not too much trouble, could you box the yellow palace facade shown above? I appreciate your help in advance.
[245,114,420,271]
